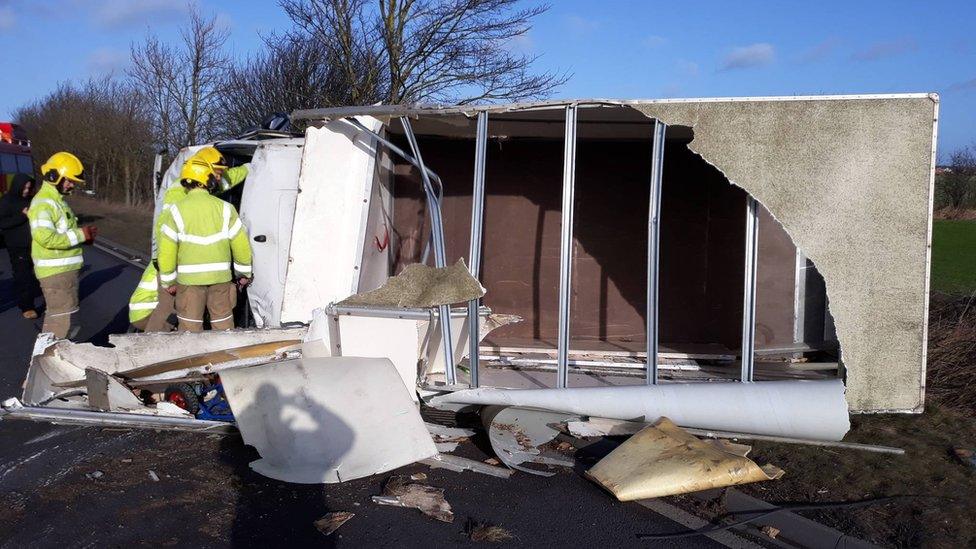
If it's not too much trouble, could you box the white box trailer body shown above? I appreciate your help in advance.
[141,95,937,413]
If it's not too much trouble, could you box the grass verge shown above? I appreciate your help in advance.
[69,195,153,256]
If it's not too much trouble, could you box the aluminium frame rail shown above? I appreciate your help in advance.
[337,117,458,386]
[400,117,458,386]
[555,105,578,389]
[646,120,667,384]
[467,112,489,387]
[741,196,760,382]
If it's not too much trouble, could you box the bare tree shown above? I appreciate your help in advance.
[129,6,229,153]
[278,0,567,105]
[16,79,155,206]
[939,147,976,210]
[218,35,356,135]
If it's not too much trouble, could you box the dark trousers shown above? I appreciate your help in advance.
[8,245,38,312]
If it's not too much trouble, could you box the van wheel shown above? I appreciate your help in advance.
[164,383,200,415]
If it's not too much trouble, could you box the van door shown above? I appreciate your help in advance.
[239,140,304,327]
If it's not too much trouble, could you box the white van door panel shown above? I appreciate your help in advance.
[280,117,381,324]
[239,141,304,327]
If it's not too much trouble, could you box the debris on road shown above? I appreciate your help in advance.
[148,470,159,482]
[954,448,976,469]
[372,475,454,522]
[467,520,513,543]
[410,472,428,481]
[85,470,103,480]
[430,380,851,441]
[585,418,784,501]
[421,454,513,479]
[314,512,355,536]
[482,406,576,477]
[220,356,437,484]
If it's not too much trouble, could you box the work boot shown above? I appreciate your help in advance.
[22,309,38,320]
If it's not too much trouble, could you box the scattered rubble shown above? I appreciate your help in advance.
[148,470,159,482]
[372,475,453,522]
[314,512,355,536]
[467,520,513,543]
[586,418,784,501]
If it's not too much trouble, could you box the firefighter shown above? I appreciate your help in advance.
[143,147,248,332]
[127,263,172,332]
[143,166,191,332]
[157,158,252,332]
[194,146,249,194]
[27,152,97,339]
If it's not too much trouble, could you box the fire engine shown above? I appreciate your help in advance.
[0,122,33,194]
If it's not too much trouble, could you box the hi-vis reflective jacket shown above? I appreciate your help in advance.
[153,185,188,259]
[157,188,252,286]
[128,264,159,323]
[218,164,249,194]
[27,182,84,279]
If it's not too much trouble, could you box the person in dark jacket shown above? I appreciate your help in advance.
[0,173,40,318]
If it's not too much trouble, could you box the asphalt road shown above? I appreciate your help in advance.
[0,245,723,548]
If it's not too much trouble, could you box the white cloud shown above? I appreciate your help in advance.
[0,6,14,30]
[565,14,600,35]
[503,31,535,54]
[644,35,667,48]
[719,42,775,71]
[660,83,682,98]
[851,38,917,62]
[90,0,187,28]
[798,37,840,64]
[86,47,129,75]
[676,59,699,77]
[948,77,976,92]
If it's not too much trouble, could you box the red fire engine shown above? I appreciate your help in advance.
[0,122,33,194]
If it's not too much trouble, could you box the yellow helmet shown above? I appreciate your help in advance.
[41,152,86,184]
[180,157,216,188]
[193,146,227,170]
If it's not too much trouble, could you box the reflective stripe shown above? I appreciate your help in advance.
[129,302,158,310]
[227,219,242,238]
[160,271,177,282]
[177,262,231,274]
[138,280,158,291]
[30,220,55,229]
[170,205,186,233]
[221,202,231,234]
[38,199,59,209]
[35,256,83,267]
[234,263,252,273]
[47,308,79,318]
[178,231,230,245]
[211,313,233,323]
[176,315,204,323]
[161,203,171,211]
[160,224,179,242]
[66,229,80,246]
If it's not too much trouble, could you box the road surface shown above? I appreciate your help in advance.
[0,244,724,548]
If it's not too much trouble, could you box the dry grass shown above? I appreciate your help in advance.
[69,195,154,256]
[927,292,976,413]
[933,207,976,220]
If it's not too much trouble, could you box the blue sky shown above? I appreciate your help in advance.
[3,0,974,156]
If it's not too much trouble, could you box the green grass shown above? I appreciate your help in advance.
[931,219,976,294]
